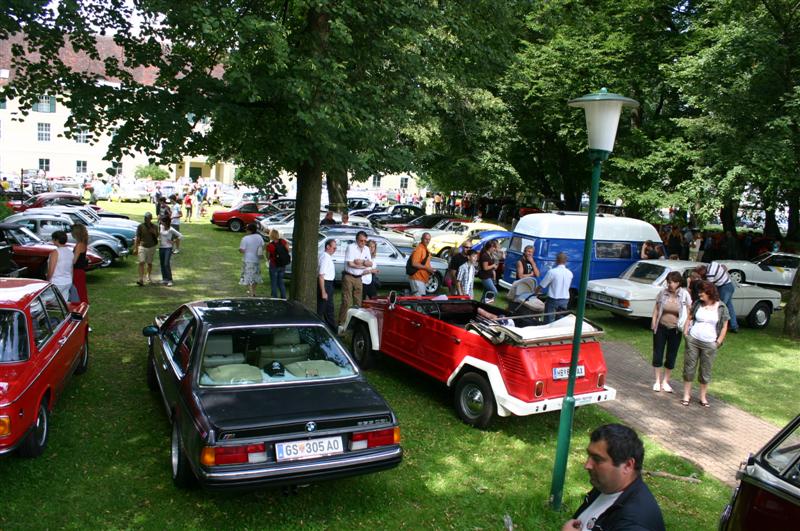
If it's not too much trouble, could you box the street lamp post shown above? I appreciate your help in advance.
[549,88,639,510]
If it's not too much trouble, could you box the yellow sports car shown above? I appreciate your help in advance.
[426,222,506,260]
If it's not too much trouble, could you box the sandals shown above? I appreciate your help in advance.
[700,401,711,408]
[680,399,690,406]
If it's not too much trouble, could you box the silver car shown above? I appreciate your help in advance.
[4,212,128,266]
[286,233,448,293]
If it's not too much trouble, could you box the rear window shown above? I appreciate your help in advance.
[763,422,800,487]
[623,262,667,284]
[0,310,29,362]
[199,326,356,386]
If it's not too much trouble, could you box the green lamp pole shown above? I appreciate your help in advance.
[549,88,639,510]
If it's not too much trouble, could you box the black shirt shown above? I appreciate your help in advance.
[448,252,468,272]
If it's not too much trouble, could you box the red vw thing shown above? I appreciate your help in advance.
[0,279,90,457]
[344,293,615,428]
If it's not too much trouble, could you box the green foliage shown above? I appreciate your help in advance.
[134,164,170,181]
[0,203,13,220]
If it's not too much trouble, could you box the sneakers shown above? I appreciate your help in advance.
[173,249,180,254]
[165,282,173,287]
[661,382,674,393]
[652,382,661,392]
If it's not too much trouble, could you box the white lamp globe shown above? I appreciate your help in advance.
[568,88,639,153]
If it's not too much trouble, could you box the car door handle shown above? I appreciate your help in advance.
[452,336,461,344]
[58,337,68,345]
[411,321,422,328]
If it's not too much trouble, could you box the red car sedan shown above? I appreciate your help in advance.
[0,223,103,278]
[211,202,279,232]
[0,279,90,457]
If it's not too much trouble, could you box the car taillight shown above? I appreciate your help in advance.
[201,443,267,466]
[534,381,544,397]
[597,373,606,388]
[350,427,400,451]
[0,415,10,437]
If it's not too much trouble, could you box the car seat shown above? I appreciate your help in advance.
[202,334,246,368]
[258,328,311,368]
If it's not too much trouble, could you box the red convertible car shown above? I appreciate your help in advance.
[211,202,280,232]
[344,293,615,428]
[0,223,103,278]
[0,279,90,457]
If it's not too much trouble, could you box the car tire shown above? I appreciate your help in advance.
[747,301,771,329]
[454,372,496,429]
[74,335,89,375]
[95,246,115,267]
[729,270,745,284]
[18,401,49,458]
[228,219,243,232]
[438,247,453,261]
[425,272,442,294]
[351,323,374,370]
[171,420,195,488]
[146,349,158,392]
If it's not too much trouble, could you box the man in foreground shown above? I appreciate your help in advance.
[408,232,435,296]
[337,230,373,329]
[538,252,572,323]
[563,424,665,531]
[133,211,159,286]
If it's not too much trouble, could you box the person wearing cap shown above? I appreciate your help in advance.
[134,212,159,286]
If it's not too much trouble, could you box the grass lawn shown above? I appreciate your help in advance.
[1,201,734,529]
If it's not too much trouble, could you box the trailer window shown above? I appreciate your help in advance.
[596,242,632,259]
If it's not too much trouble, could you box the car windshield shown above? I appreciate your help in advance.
[432,219,451,230]
[752,253,772,263]
[7,226,43,245]
[0,310,29,362]
[623,262,667,284]
[763,422,800,486]
[199,325,356,387]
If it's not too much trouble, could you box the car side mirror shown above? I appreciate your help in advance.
[142,325,159,337]
[70,312,83,321]
[388,291,398,310]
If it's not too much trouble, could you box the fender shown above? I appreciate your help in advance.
[446,356,513,417]
[343,308,381,350]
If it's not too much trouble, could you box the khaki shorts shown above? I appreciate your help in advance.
[137,245,157,264]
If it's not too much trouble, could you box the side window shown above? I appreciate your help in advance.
[240,203,257,213]
[0,310,30,362]
[162,308,194,354]
[16,219,37,231]
[174,323,196,374]
[29,299,54,349]
[596,242,632,259]
[375,240,394,257]
[508,236,534,253]
[40,287,67,331]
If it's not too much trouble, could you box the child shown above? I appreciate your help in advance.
[456,249,479,298]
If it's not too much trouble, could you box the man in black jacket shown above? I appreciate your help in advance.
[562,424,665,531]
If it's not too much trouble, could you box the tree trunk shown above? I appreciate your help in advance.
[783,261,800,338]
[326,166,348,214]
[787,190,799,240]
[290,159,324,309]
[720,200,739,235]
[763,208,781,240]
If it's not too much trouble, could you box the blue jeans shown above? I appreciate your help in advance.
[270,265,286,298]
[544,298,569,324]
[159,247,173,282]
[480,277,497,296]
[718,281,738,330]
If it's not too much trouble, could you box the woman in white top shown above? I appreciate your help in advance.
[158,218,182,286]
[47,230,74,300]
[239,223,264,296]
[681,280,730,407]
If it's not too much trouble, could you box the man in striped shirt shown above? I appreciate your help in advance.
[702,261,739,333]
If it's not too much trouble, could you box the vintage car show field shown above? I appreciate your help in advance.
[4,201,789,529]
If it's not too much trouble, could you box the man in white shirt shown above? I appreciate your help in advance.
[563,424,665,531]
[169,195,182,254]
[538,252,573,323]
[317,238,337,331]
[337,230,373,329]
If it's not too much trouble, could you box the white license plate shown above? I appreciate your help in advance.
[553,365,585,380]
[592,293,613,304]
[275,436,344,462]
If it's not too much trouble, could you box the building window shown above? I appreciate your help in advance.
[0,99,6,109]
[39,158,50,172]
[33,95,56,113]
[372,175,382,188]
[400,176,409,189]
[76,160,87,174]
[37,123,51,142]
[75,127,89,144]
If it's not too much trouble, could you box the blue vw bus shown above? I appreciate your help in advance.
[500,212,662,292]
